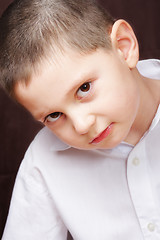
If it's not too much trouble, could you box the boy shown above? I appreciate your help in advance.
[0,0,160,239]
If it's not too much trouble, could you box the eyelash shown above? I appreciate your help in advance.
[44,81,93,124]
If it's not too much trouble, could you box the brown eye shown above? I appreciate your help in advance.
[46,112,62,123]
[77,82,91,98]
[80,83,90,92]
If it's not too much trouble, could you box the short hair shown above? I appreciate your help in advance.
[0,0,115,97]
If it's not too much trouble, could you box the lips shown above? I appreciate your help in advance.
[90,123,113,144]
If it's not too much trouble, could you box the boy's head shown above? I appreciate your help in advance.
[0,0,114,96]
[0,0,140,150]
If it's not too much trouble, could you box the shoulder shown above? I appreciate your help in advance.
[32,126,69,152]
[21,127,70,171]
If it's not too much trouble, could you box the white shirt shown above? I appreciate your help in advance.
[2,59,160,240]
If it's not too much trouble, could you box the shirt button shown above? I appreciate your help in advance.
[132,157,140,166]
[147,223,155,232]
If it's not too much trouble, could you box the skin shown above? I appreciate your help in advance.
[15,20,160,150]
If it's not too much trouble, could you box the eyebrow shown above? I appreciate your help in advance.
[33,107,53,123]
[34,113,46,122]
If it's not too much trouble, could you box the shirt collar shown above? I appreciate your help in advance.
[137,59,160,80]
[50,140,70,152]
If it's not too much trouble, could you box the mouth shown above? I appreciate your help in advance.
[89,123,113,144]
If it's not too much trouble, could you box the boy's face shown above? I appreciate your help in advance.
[15,48,140,150]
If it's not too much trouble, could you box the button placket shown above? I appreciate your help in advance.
[127,145,159,239]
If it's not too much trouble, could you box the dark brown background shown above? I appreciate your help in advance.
[0,0,160,239]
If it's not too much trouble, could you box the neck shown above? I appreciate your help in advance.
[125,68,160,145]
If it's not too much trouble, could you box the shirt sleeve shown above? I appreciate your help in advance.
[2,146,68,240]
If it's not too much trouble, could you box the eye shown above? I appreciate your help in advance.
[45,112,62,123]
[77,82,91,98]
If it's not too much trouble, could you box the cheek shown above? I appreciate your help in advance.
[114,85,140,122]
[48,124,77,145]
[97,80,139,121]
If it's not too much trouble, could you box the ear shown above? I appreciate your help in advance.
[110,19,139,69]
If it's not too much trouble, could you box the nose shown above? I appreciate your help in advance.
[69,110,95,135]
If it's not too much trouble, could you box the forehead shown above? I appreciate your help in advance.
[15,48,112,94]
